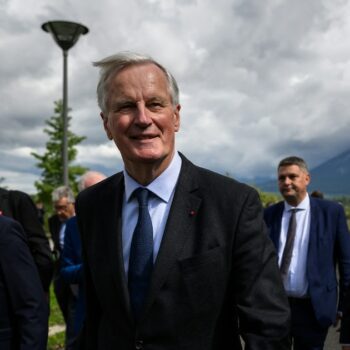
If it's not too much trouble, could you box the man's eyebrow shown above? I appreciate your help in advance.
[147,96,171,104]
[112,96,134,103]
[110,99,135,108]
[278,173,298,178]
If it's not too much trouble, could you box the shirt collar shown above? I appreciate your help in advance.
[284,193,310,212]
[123,151,182,203]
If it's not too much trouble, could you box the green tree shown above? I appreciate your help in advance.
[257,188,281,207]
[32,100,88,208]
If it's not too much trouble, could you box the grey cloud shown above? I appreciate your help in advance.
[1,0,350,192]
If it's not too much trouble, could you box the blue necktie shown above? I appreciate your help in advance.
[128,188,154,319]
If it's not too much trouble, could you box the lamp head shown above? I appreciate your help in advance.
[42,20,89,51]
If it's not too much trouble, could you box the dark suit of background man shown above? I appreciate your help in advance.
[75,52,291,350]
[0,187,53,293]
[264,156,350,350]
[48,186,75,344]
[0,215,48,350]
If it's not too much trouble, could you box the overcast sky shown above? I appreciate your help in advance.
[1,0,350,193]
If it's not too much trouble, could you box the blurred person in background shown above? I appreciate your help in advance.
[61,171,106,349]
[48,186,75,345]
[310,190,324,199]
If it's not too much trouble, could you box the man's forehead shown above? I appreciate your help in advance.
[113,62,166,82]
[110,64,169,95]
[54,197,69,203]
[278,164,307,175]
[279,164,299,171]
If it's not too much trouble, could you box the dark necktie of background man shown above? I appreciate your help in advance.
[280,208,297,279]
[128,188,154,319]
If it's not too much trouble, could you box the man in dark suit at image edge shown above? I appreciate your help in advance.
[264,156,350,350]
[0,187,53,294]
[76,51,291,349]
[0,215,48,350]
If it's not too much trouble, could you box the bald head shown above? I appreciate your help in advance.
[78,171,107,192]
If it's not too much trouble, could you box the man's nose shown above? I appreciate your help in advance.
[284,177,292,185]
[134,104,151,125]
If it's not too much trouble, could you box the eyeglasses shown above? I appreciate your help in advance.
[54,203,73,211]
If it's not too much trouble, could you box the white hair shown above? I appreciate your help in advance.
[78,171,107,192]
[51,186,75,203]
[93,51,180,115]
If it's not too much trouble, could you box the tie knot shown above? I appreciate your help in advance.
[134,188,150,207]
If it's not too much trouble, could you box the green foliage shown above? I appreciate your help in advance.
[331,195,350,207]
[32,100,88,208]
[48,284,65,349]
[255,187,281,208]
[49,284,64,327]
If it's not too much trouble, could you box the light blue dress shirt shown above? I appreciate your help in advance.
[279,194,311,297]
[122,152,182,277]
[59,222,67,250]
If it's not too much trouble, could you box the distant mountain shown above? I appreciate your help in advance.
[255,149,350,196]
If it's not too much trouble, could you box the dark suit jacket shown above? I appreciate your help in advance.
[0,188,53,292]
[61,216,85,335]
[0,216,48,350]
[264,197,350,328]
[48,214,74,324]
[76,155,291,350]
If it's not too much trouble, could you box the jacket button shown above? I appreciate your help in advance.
[135,340,144,349]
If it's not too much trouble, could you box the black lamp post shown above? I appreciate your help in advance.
[42,21,89,186]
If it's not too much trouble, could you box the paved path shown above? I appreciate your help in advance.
[325,324,341,350]
[48,324,65,336]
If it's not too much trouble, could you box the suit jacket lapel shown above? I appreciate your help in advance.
[309,197,321,240]
[270,202,284,250]
[141,156,202,320]
[101,174,134,323]
[307,197,321,277]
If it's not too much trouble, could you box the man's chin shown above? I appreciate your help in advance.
[127,153,165,165]
[281,192,295,200]
[281,189,294,196]
[283,193,300,206]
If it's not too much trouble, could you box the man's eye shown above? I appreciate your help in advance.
[148,101,163,109]
[114,104,134,112]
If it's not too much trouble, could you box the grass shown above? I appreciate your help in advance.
[48,332,65,350]
[48,285,65,350]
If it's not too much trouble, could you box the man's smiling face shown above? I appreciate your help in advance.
[101,63,180,174]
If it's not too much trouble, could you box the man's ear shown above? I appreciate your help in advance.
[306,173,311,186]
[100,112,113,140]
[174,104,181,132]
